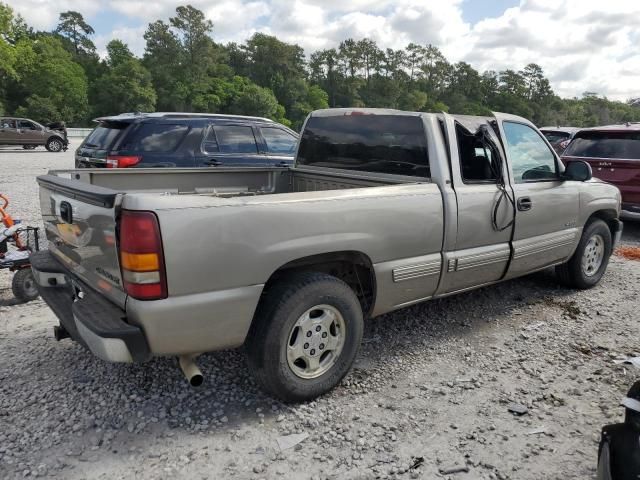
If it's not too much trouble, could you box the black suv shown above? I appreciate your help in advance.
[76,112,299,168]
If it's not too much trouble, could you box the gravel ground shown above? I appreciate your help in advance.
[1,144,639,479]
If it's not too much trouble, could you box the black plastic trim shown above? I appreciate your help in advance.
[36,174,119,208]
[31,250,150,362]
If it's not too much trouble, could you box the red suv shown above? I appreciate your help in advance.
[562,123,640,220]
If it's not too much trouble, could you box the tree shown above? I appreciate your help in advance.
[499,69,527,98]
[55,11,95,56]
[228,77,289,125]
[145,5,230,112]
[92,39,156,116]
[143,20,183,110]
[406,43,426,81]
[0,3,17,80]
[11,35,88,122]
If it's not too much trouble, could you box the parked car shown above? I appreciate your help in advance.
[75,112,299,168]
[32,109,622,402]
[562,123,640,220]
[0,117,68,152]
[540,126,580,154]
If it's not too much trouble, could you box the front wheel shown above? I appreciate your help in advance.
[556,219,612,289]
[45,137,63,152]
[12,268,39,303]
[245,272,363,402]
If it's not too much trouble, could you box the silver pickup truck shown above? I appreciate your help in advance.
[32,109,622,402]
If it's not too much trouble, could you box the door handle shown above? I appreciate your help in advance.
[517,196,532,211]
[205,159,222,166]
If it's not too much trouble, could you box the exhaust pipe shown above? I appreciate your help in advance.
[179,355,204,387]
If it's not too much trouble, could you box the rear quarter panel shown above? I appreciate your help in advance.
[124,184,444,295]
[122,184,444,354]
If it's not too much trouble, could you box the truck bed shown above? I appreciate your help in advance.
[52,166,420,198]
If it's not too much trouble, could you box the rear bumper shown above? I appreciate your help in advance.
[30,250,150,363]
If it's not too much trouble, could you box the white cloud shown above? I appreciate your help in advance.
[459,0,640,99]
[6,0,102,30]
[95,26,147,58]
[5,0,640,100]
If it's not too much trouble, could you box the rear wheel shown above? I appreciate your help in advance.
[245,272,363,402]
[45,137,63,152]
[12,268,39,303]
[556,219,612,289]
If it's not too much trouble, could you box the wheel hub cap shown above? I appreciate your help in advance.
[286,305,345,379]
[581,233,605,277]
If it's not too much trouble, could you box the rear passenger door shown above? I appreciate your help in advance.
[0,119,19,144]
[197,124,267,167]
[258,126,298,166]
[438,113,514,294]
[494,113,580,278]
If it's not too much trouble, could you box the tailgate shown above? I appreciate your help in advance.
[37,174,127,308]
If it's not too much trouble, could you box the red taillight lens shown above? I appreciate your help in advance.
[106,155,141,168]
[118,210,167,300]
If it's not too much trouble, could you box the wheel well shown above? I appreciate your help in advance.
[263,251,376,317]
[587,209,619,238]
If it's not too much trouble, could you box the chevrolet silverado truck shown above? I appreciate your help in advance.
[32,109,623,402]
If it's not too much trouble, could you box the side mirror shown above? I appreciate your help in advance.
[563,160,592,182]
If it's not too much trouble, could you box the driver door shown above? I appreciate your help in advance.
[17,120,42,144]
[493,113,580,278]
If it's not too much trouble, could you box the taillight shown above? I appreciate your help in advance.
[106,155,141,168]
[118,210,167,300]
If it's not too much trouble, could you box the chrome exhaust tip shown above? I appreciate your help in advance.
[179,355,203,387]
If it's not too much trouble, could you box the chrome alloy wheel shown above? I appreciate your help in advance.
[581,233,605,277]
[286,304,346,379]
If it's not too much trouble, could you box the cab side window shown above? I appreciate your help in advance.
[1,119,16,129]
[456,123,499,182]
[503,122,558,183]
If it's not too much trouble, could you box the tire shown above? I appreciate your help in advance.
[245,272,364,402]
[22,145,37,150]
[556,218,612,289]
[45,137,63,152]
[12,268,39,303]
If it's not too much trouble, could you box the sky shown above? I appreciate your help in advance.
[6,0,640,101]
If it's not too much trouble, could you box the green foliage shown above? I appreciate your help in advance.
[55,10,95,56]
[1,2,638,130]
[92,40,156,116]
[15,95,59,123]
[228,77,289,125]
[10,35,88,123]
